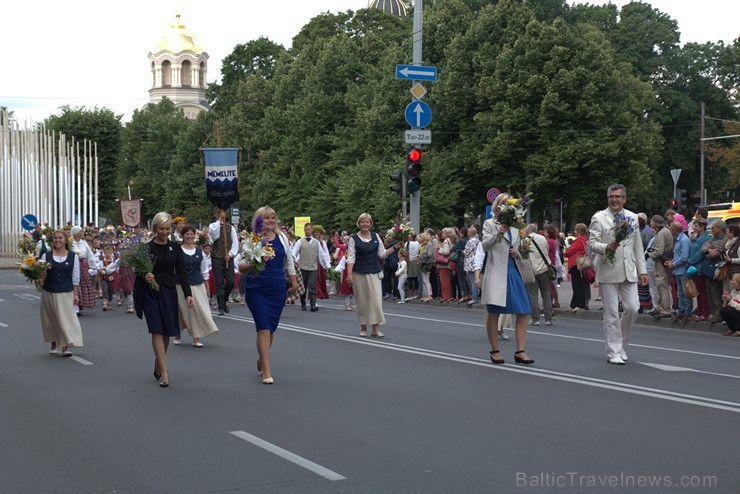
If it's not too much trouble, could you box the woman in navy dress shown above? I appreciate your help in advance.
[239,206,298,385]
[134,212,193,387]
[476,193,534,365]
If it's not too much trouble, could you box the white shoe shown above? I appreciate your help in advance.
[531,320,540,326]
[397,300,406,304]
[619,350,628,361]
[173,339,181,345]
[545,320,553,326]
[193,342,204,348]
[607,355,626,365]
[498,332,509,341]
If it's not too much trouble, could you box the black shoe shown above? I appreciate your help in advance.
[218,307,225,316]
[489,350,505,365]
[514,350,534,365]
[310,306,319,312]
[224,305,230,314]
[301,305,307,311]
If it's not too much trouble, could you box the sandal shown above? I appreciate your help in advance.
[371,331,385,338]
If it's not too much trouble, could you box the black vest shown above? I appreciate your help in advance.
[212,223,233,259]
[43,252,75,293]
[351,233,382,274]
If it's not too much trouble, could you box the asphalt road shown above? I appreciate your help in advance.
[1,269,739,493]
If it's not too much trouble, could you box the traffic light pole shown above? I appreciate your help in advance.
[409,0,423,233]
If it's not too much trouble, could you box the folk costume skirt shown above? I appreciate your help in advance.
[41,290,83,347]
[176,283,218,339]
[353,272,385,326]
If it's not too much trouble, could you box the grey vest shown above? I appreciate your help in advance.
[212,223,233,259]
[298,237,319,271]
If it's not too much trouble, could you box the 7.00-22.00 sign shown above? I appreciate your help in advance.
[404,130,432,145]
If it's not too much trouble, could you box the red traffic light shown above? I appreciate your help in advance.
[407,148,422,162]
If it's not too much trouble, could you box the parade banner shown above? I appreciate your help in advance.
[120,199,142,227]
[294,216,311,238]
[203,148,239,209]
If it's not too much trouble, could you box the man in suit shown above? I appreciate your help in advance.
[589,184,648,365]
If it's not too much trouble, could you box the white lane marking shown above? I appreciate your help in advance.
[0,298,5,302]
[641,362,740,379]
[0,321,8,327]
[220,313,740,414]
[13,293,39,301]
[229,431,346,481]
[69,356,93,366]
[369,310,740,361]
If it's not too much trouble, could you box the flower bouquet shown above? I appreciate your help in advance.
[604,213,637,266]
[195,230,211,246]
[17,253,50,291]
[119,242,159,290]
[494,194,533,242]
[17,236,37,257]
[238,217,276,276]
[518,236,532,259]
[386,222,415,245]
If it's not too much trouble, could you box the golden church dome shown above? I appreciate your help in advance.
[154,15,203,54]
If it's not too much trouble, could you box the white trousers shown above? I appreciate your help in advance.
[599,281,639,358]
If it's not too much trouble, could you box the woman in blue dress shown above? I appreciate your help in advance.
[238,206,298,384]
[476,193,535,365]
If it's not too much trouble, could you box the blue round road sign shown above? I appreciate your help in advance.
[21,214,38,231]
[404,101,432,129]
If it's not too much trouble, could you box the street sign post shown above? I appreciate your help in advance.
[21,214,38,231]
[404,101,432,129]
[487,188,501,204]
[410,83,427,100]
[404,129,432,144]
[396,64,437,81]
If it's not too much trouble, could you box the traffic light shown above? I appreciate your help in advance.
[677,188,687,211]
[670,198,677,209]
[389,171,403,196]
[406,147,422,192]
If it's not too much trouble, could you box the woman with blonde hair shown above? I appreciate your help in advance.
[436,227,456,302]
[346,213,399,337]
[418,232,435,302]
[239,206,298,384]
[40,230,84,356]
[135,212,193,388]
[476,193,534,365]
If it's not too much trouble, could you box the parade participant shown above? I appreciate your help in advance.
[589,184,647,365]
[135,212,193,388]
[208,207,239,315]
[40,230,83,356]
[395,249,408,304]
[202,243,216,308]
[173,225,218,347]
[292,223,330,312]
[100,245,117,311]
[476,193,534,365]
[239,206,298,385]
[70,225,102,314]
[346,213,398,338]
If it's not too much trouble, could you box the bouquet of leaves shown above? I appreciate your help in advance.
[386,222,415,244]
[195,230,211,246]
[495,194,533,242]
[518,236,532,259]
[119,242,159,290]
[238,217,276,276]
[604,213,637,266]
[326,267,340,283]
[17,253,50,291]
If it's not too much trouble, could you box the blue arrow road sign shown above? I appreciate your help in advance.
[21,214,38,231]
[405,101,432,129]
[396,64,437,81]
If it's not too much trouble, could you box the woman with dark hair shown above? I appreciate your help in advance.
[40,230,83,356]
[545,225,561,308]
[452,226,470,303]
[564,223,589,311]
[173,225,218,347]
[687,218,710,321]
[136,212,193,388]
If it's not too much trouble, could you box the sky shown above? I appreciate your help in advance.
[2,0,737,126]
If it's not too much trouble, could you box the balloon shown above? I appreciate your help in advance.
[687,265,697,277]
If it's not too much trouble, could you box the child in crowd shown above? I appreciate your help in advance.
[396,249,408,304]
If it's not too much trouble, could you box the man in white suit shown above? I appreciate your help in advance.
[589,184,648,365]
